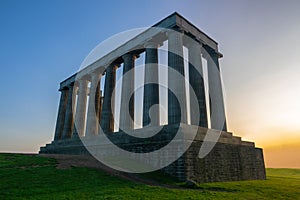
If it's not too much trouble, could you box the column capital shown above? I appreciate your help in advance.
[88,71,101,81]
[185,39,203,50]
[68,82,75,88]
[91,66,106,76]
[122,52,138,61]
[75,78,89,87]
[108,62,119,69]
[105,63,119,76]
[79,75,90,81]
[202,45,222,59]
[144,40,160,49]
[59,86,69,92]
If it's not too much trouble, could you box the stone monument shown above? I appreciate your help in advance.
[40,12,266,183]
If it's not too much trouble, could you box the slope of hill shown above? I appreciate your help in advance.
[0,153,299,199]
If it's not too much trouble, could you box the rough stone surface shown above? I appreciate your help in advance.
[40,124,266,183]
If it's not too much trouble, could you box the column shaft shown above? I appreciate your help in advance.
[73,79,88,137]
[188,42,208,127]
[54,88,68,140]
[207,49,227,131]
[86,73,101,136]
[62,84,76,139]
[168,31,187,124]
[119,54,135,131]
[100,64,117,133]
[143,43,160,127]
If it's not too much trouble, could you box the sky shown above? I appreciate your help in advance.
[0,0,299,168]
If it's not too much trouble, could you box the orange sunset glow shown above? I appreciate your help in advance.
[0,1,299,170]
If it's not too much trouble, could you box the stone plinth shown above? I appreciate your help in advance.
[40,124,266,183]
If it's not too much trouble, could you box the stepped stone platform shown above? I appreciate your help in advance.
[40,13,266,183]
[40,123,266,183]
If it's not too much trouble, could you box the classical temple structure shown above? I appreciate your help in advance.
[40,13,266,183]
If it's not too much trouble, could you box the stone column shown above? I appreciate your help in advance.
[119,53,136,131]
[188,42,208,127]
[98,90,103,122]
[100,64,117,133]
[143,42,160,127]
[206,48,227,131]
[62,83,76,139]
[54,88,68,141]
[168,30,187,124]
[85,73,101,136]
[73,78,88,137]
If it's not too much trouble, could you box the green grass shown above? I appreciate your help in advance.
[0,153,299,199]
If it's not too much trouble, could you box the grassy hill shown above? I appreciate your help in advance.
[0,153,299,199]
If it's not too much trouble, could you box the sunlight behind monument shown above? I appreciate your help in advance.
[40,12,266,183]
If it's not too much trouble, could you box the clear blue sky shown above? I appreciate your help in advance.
[0,0,300,168]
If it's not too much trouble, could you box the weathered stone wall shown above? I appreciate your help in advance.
[40,124,266,183]
[182,141,266,183]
